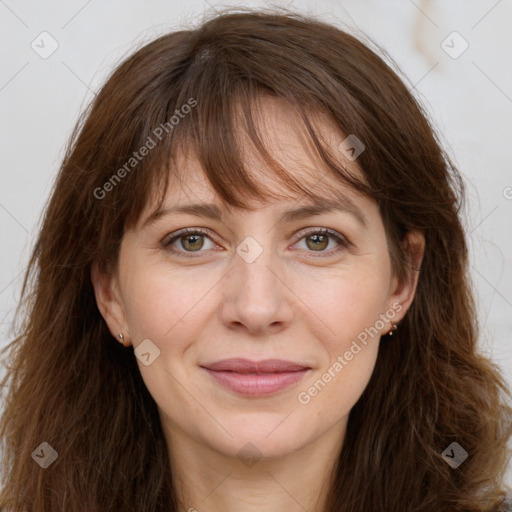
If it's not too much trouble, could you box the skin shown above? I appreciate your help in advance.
[92,97,425,512]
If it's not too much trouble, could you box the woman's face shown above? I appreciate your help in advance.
[92,97,423,462]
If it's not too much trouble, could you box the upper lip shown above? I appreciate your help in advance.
[200,358,310,373]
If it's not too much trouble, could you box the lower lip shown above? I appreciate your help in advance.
[202,368,310,396]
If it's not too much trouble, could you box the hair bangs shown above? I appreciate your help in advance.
[129,71,373,232]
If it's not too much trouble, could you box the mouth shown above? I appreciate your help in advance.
[200,358,312,397]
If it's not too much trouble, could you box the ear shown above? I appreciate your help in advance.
[90,260,131,346]
[387,229,425,323]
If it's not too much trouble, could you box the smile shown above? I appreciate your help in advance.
[200,358,312,397]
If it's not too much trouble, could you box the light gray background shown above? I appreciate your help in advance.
[1,0,511,486]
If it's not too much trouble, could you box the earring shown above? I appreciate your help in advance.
[118,333,128,346]
[387,322,398,336]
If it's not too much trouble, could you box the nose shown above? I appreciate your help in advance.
[219,244,295,336]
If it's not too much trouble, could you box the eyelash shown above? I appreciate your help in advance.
[162,227,351,259]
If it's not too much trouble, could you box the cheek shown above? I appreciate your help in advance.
[119,263,216,418]
[120,261,218,343]
[299,264,391,346]
[296,267,389,408]
[297,342,378,435]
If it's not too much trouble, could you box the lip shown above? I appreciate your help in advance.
[200,358,311,397]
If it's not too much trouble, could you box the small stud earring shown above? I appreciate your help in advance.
[118,333,128,346]
[387,322,398,336]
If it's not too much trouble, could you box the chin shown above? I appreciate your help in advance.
[203,416,311,462]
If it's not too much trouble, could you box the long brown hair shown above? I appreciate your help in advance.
[1,7,511,511]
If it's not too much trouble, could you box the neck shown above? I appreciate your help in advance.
[165,420,346,512]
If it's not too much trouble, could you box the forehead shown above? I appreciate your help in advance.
[161,155,361,211]
[139,95,369,223]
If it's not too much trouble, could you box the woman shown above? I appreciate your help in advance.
[1,7,511,512]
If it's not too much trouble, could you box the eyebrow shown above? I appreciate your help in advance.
[142,195,367,229]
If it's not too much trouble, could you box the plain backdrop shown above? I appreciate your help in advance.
[1,0,511,487]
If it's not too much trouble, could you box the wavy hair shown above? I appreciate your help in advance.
[1,7,511,511]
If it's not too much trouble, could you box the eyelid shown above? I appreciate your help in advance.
[291,226,352,255]
[162,227,219,249]
[293,226,350,244]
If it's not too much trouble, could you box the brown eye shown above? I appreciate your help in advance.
[294,228,350,257]
[163,228,217,258]
[180,234,205,251]
[305,233,329,251]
